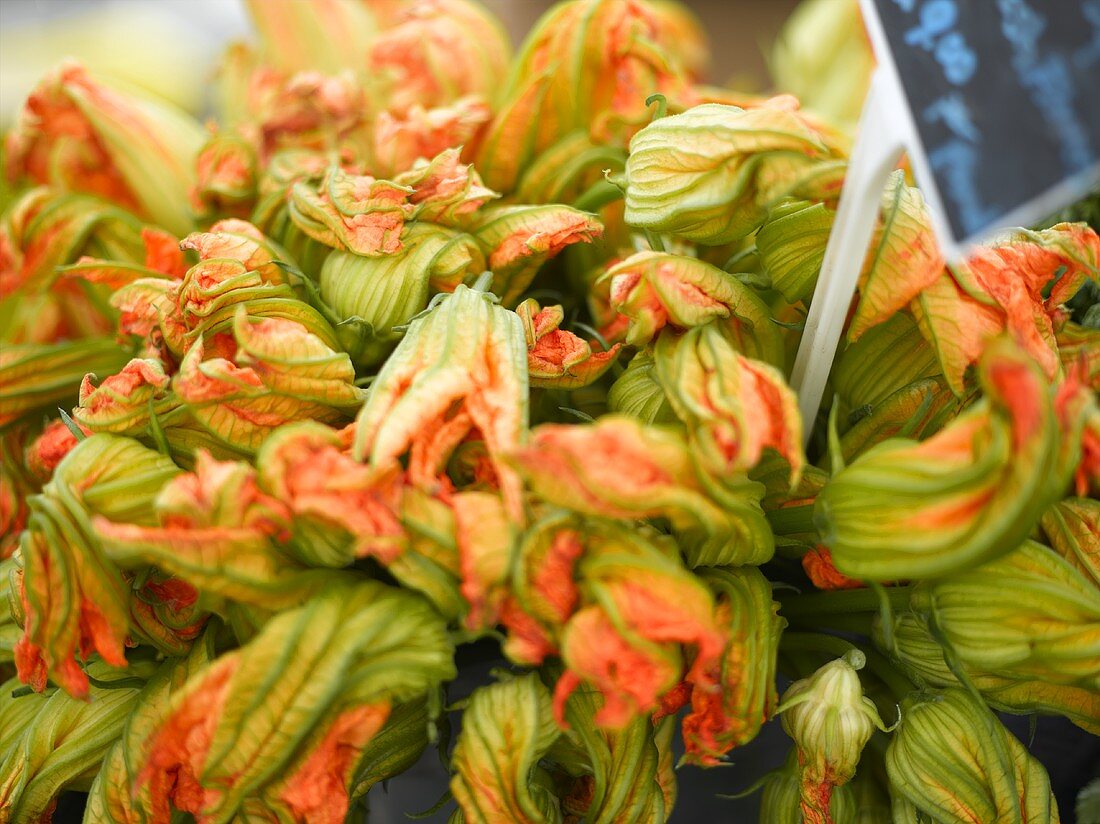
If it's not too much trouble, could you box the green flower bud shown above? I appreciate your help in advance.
[451,674,563,823]
[6,62,205,236]
[755,199,835,304]
[886,689,1059,824]
[15,435,180,699]
[607,350,677,424]
[0,662,152,822]
[319,224,484,367]
[909,540,1100,692]
[876,611,1100,734]
[778,650,887,824]
[624,103,841,245]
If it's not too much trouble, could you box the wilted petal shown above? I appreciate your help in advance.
[74,358,172,434]
[517,299,621,389]
[288,166,414,256]
[257,422,405,567]
[604,252,783,363]
[509,416,772,567]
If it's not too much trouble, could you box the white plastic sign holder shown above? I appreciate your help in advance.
[789,67,907,444]
[790,0,1100,445]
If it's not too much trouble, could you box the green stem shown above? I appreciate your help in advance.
[572,178,624,213]
[778,585,911,619]
[766,504,816,535]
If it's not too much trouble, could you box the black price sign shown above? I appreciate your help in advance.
[867,0,1100,246]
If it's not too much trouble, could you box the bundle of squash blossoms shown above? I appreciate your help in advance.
[1,1,1098,822]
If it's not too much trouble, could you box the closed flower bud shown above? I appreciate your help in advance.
[886,689,1059,824]
[554,675,677,822]
[553,521,725,729]
[909,540,1100,692]
[779,650,887,824]
[876,611,1100,734]
[318,223,485,367]
[509,415,772,567]
[173,309,365,452]
[624,103,839,245]
[2,188,146,344]
[0,339,129,428]
[500,515,586,665]
[603,252,783,361]
[817,339,1073,581]
[94,450,344,611]
[369,0,511,112]
[0,661,149,822]
[607,350,677,424]
[654,323,803,482]
[476,0,696,193]
[451,674,562,823]
[14,434,180,698]
[83,631,216,824]
[6,62,205,236]
[134,581,454,822]
[354,282,529,520]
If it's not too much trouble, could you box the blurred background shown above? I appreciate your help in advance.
[0,0,799,126]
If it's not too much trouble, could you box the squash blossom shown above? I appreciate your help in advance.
[817,338,1082,581]
[354,281,529,521]
[5,62,205,236]
[450,674,562,824]
[624,103,842,245]
[877,610,1100,735]
[681,566,785,765]
[909,540,1100,694]
[509,416,773,567]
[12,435,180,698]
[886,689,1059,824]
[778,650,889,824]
